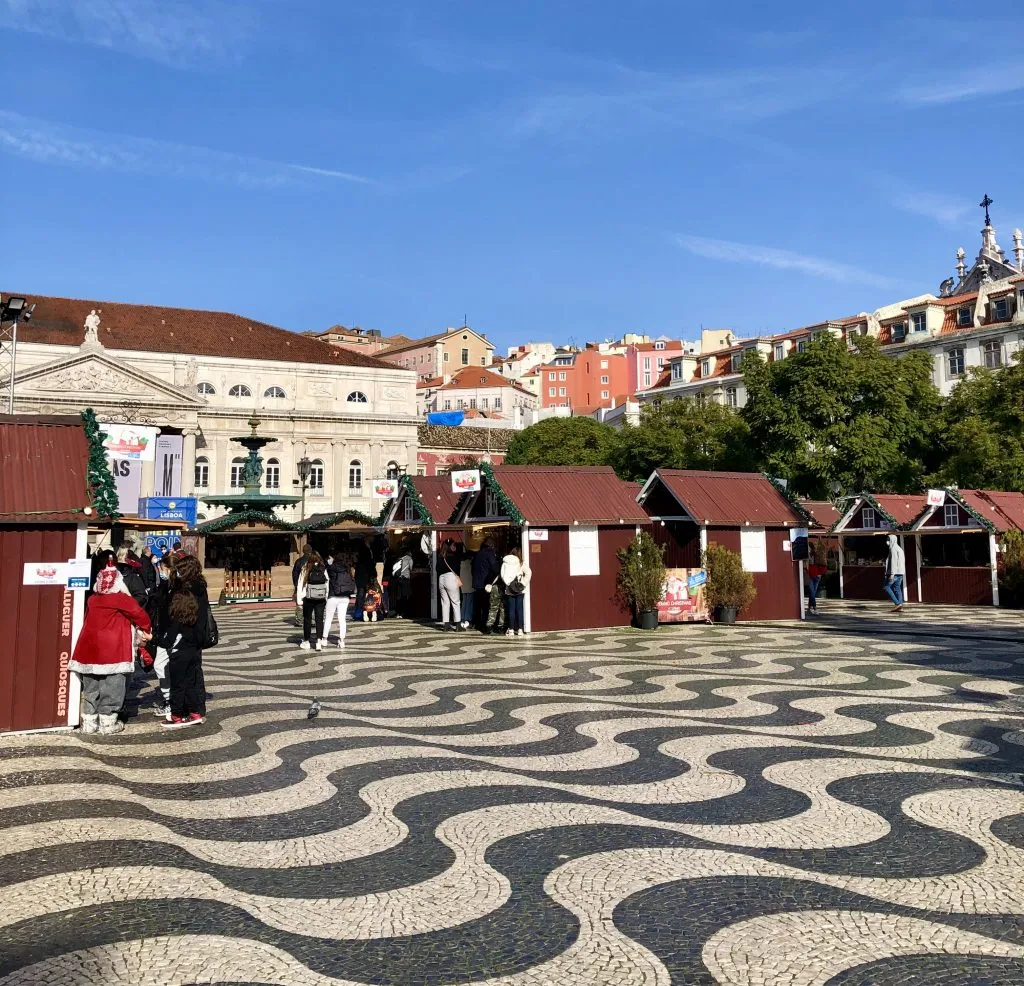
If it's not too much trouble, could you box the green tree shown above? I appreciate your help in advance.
[741,334,941,497]
[930,352,1024,491]
[608,399,756,482]
[504,416,618,466]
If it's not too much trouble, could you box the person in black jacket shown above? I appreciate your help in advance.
[353,538,375,622]
[324,554,356,647]
[292,544,312,626]
[116,546,149,607]
[158,554,209,728]
[471,538,500,633]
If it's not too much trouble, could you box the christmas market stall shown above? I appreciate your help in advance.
[636,470,807,621]
[449,464,650,632]
[0,412,117,733]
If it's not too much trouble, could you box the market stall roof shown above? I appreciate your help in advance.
[411,476,463,525]
[491,466,649,526]
[871,494,927,527]
[951,490,1024,534]
[193,510,297,535]
[639,470,805,527]
[296,509,382,532]
[0,414,94,524]
[802,500,842,533]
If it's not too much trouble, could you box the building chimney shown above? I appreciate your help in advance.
[1014,228,1024,272]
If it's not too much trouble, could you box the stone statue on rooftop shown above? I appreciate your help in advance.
[83,309,101,345]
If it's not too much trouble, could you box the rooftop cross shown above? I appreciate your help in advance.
[980,194,994,227]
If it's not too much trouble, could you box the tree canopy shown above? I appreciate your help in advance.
[742,334,941,498]
[608,398,756,482]
[504,415,618,467]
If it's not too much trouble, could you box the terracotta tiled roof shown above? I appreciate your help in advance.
[416,375,445,390]
[0,414,94,524]
[903,292,977,311]
[646,470,804,527]
[10,293,391,370]
[438,367,533,395]
[630,340,687,352]
[492,465,649,526]
[380,327,493,357]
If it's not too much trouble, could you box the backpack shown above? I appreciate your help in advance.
[306,566,329,600]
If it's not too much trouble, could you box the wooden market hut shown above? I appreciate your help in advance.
[0,414,108,733]
[636,470,806,621]
[449,465,650,632]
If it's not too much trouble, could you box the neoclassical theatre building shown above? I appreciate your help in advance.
[7,294,419,522]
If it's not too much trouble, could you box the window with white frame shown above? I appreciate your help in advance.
[601,390,609,399]
[657,357,664,369]
[549,372,556,381]
[958,307,972,328]
[443,352,449,363]
[457,399,465,408]
[347,391,368,404]
[731,353,742,373]
[194,456,209,489]
[264,458,280,489]
[600,359,609,369]
[891,322,907,343]
[469,398,477,409]
[701,358,711,377]
[481,356,487,365]
[861,507,877,529]
[984,339,1003,369]
[443,399,452,410]
[461,348,469,365]
[672,362,683,380]
[947,347,965,378]
[230,457,245,488]
[655,341,665,350]
[643,373,651,387]
[481,397,489,409]
[644,357,651,370]
[558,371,566,381]
[911,312,926,333]
[944,503,960,527]
[403,496,417,522]
[726,387,738,408]
[601,375,609,384]
[348,460,362,494]
[309,459,325,492]
[197,382,216,397]
[993,298,1009,321]
[774,344,785,360]
[386,461,401,480]
[264,386,286,399]
[228,384,252,398]
[559,387,566,396]
[548,387,556,397]
[796,340,806,353]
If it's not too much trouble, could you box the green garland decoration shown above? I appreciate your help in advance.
[194,510,297,535]
[80,408,121,521]
[479,461,525,525]
[942,488,997,534]
[296,509,380,532]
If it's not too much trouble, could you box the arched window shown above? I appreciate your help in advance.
[230,456,246,488]
[386,460,400,480]
[308,459,325,493]
[194,456,209,489]
[265,458,280,490]
[197,382,216,397]
[228,384,252,398]
[348,460,363,494]
[347,391,368,404]
[264,386,286,399]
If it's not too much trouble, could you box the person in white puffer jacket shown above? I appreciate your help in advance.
[500,547,531,637]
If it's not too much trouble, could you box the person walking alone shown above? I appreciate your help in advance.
[391,546,414,618]
[884,534,906,613]
[69,559,152,735]
[806,544,828,616]
[297,552,329,649]
[501,547,531,637]
[472,537,500,633]
[292,544,312,627]
[437,539,463,631]
[324,553,356,648]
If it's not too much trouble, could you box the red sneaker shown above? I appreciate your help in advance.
[162,713,205,729]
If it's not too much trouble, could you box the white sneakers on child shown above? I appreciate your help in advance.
[315,640,323,651]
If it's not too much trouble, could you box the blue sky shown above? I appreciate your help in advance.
[3,0,1024,352]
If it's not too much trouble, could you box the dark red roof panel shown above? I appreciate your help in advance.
[873,494,926,526]
[650,470,804,527]
[9,292,391,370]
[802,500,842,532]
[411,476,463,524]
[0,415,93,524]
[492,466,649,525]
[958,490,1024,533]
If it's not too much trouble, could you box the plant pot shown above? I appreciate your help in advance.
[715,605,738,625]
[638,610,659,630]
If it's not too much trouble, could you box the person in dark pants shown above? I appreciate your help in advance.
[292,544,312,626]
[353,538,374,621]
[471,538,500,633]
[157,557,210,729]
[297,552,329,649]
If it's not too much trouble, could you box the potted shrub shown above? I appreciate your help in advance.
[617,531,666,630]
[702,542,757,625]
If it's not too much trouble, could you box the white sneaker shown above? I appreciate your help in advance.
[153,703,171,718]
[338,640,345,649]
[371,611,378,622]
[315,640,323,651]
[300,640,311,650]
[461,621,469,629]
[505,629,514,637]
[516,629,524,636]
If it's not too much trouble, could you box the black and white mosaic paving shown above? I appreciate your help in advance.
[1,608,1023,985]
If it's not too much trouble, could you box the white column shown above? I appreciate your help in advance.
[798,559,805,621]
[181,429,197,497]
[522,525,532,633]
[838,538,845,599]
[915,534,923,604]
[430,529,438,621]
[332,440,346,513]
[990,533,1000,607]
[899,534,908,604]
[699,525,708,556]
[67,522,88,728]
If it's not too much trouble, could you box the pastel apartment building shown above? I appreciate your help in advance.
[418,366,540,418]
[377,326,495,384]
[539,344,629,413]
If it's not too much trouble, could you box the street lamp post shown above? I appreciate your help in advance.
[0,296,35,415]
[293,455,312,521]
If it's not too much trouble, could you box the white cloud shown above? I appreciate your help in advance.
[676,234,898,289]
[0,110,376,189]
[869,177,974,227]
[0,0,256,65]
[896,63,1024,106]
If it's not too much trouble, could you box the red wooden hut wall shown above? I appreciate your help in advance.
[0,525,78,733]
[706,527,801,622]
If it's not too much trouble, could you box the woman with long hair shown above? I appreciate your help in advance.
[296,551,329,650]
[156,554,209,728]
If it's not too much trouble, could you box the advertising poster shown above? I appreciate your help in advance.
[657,568,710,623]
[107,456,142,515]
[450,469,482,493]
[23,562,69,586]
[100,423,157,461]
[371,478,400,499]
[155,434,183,497]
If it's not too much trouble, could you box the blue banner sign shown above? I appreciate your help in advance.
[137,497,197,527]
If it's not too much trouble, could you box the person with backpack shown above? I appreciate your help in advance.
[500,547,531,637]
[324,553,356,647]
[296,551,329,650]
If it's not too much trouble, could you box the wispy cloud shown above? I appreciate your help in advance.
[676,234,898,289]
[895,63,1024,106]
[0,0,256,66]
[869,176,974,227]
[0,110,376,189]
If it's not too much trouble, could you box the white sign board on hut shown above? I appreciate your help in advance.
[451,469,481,494]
